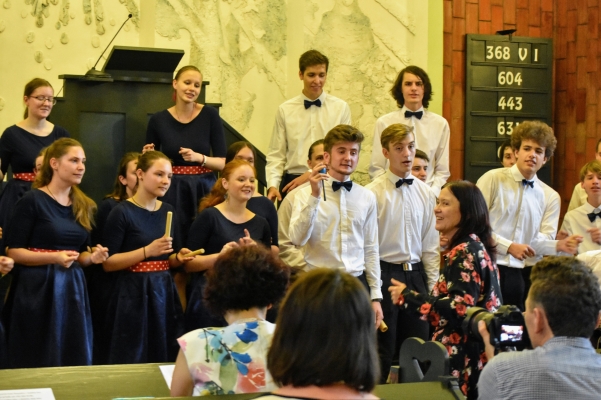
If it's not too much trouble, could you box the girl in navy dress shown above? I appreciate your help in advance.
[226,141,278,254]
[101,151,192,364]
[184,159,271,331]
[144,65,226,312]
[3,138,109,368]
[0,78,69,247]
[143,65,226,245]
[87,151,139,364]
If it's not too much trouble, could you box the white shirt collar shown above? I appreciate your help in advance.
[301,91,327,103]
[386,169,412,185]
[510,163,536,182]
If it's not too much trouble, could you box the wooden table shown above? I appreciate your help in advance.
[0,363,462,399]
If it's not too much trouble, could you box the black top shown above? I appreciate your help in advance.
[91,197,119,245]
[145,106,227,166]
[102,201,179,261]
[5,189,88,251]
[0,125,69,174]
[247,196,278,246]
[187,207,271,254]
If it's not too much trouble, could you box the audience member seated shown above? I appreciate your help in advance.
[478,256,601,400]
[256,268,380,400]
[170,245,290,397]
[389,181,501,399]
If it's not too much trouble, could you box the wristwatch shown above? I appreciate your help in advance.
[372,298,383,302]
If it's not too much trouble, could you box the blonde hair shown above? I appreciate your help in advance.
[33,138,96,231]
[380,123,414,150]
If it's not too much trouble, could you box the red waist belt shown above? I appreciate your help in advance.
[172,165,212,175]
[29,248,64,252]
[129,260,170,272]
[14,173,36,182]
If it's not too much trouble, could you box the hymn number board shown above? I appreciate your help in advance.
[464,34,553,184]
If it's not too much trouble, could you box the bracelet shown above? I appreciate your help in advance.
[200,154,207,167]
[143,246,146,259]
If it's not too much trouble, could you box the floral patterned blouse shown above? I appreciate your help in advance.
[177,319,277,396]
[399,234,502,399]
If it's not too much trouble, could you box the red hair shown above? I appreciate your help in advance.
[199,159,256,211]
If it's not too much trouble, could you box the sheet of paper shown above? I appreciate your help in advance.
[0,388,55,400]
[159,364,175,389]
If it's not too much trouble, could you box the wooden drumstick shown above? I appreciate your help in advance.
[186,248,206,257]
[379,321,388,332]
[165,211,173,237]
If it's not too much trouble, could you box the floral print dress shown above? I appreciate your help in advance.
[177,319,277,396]
[399,234,502,399]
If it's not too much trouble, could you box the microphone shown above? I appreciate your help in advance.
[85,13,133,80]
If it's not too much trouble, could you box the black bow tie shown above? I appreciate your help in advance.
[304,99,322,109]
[404,110,423,119]
[396,178,414,188]
[522,179,534,188]
[332,180,352,192]
[588,211,601,223]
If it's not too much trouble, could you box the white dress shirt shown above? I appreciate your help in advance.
[525,180,561,267]
[577,250,601,288]
[561,202,601,253]
[369,106,450,196]
[277,182,309,271]
[365,170,440,290]
[289,175,382,299]
[567,182,588,212]
[265,91,351,189]
[476,164,558,269]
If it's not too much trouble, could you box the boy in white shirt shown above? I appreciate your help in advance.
[277,140,324,272]
[411,149,429,183]
[567,138,601,212]
[266,50,351,202]
[561,161,601,253]
[289,125,383,328]
[476,121,581,310]
[366,123,439,382]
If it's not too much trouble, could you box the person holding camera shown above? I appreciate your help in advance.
[477,256,601,400]
[389,181,501,399]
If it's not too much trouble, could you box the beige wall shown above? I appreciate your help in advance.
[0,0,443,182]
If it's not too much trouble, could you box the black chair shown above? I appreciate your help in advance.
[398,337,465,399]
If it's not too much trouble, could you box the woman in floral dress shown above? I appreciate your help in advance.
[171,245,289,396]
[389,181,502,399]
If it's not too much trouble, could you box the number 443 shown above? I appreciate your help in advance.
[498,96,523,110]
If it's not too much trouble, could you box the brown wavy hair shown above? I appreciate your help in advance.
[204,245,290,316]
[33,138,96,231]
[199,159,256,211]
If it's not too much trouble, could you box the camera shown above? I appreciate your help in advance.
[462,305,529,350]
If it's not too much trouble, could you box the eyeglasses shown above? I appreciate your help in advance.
[29,96,57,105]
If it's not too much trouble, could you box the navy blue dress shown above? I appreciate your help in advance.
[0,125,69,240]
[86,197,119,364]
[101,201,184,364]
[247,196,279,247]
[146,106,226,245]
[185,207,271,331]
[2,189,92,368]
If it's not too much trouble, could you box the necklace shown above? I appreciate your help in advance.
[46,185,69,205]
[174,104,195,123]
[46,186,58,202]
[131,196,156,211]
